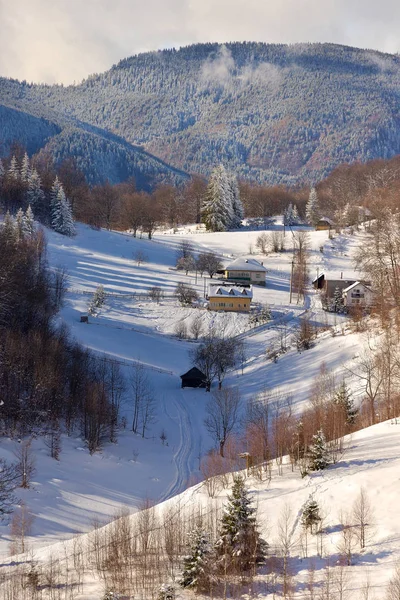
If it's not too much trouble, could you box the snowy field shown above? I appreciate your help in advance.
[0,220,381,576]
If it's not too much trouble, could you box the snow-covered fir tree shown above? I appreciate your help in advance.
[15,208,25,241]
[20,152,31,182]
[305,187,320,226]
[283,203,294,226]
[22,206,35,237]
[309,429,329,471]
[301,496,321,533]
[284,202,301,226]
[333,286,343,312]
[51,187,75,236]
[3,211,16,241]
[88,284,106,315]
[8,155,20,180]
[50,176,63,210]
[179,527,213,591]
[229,174,244,228]
[27,169,45,212]
[215,475,267,575]
[292,204,300,224]
[334,380,357,425]
[202,164,233,232]
[0,158,4,179]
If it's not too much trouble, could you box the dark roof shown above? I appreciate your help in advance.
[180,367,206,380]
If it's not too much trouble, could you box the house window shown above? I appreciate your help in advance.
[255,273,261,278]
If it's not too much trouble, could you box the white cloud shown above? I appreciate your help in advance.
[0,0,399,84]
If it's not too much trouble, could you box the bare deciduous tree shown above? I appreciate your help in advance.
[0,459,18,518]
[14,438,36,489]
[204,388,241,457]
[352,487,373,550]
[256,232,269,254]
[130,363,154,435]
[133,249,148,267]
[190,314,203,340]
[148,286,163,303]
[175,282,198,306]
[9,502,34,555]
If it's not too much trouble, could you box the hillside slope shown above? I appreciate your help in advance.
[2,42,400,184]
[0,97,188,188]
[2,419,399,599]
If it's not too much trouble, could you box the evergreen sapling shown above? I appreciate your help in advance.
[309,430,329,471]
[301,496,321,533]
[215,475,267,575]
[179,527,213,591]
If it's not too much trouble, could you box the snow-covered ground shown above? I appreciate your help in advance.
[0,220,379,578]
[3,419,400,599]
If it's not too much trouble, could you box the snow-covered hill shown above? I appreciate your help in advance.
[1,219,389,598]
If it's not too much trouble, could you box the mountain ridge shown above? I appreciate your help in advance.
[1,41,400,186]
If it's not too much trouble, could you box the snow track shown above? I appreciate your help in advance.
[158,388,199,502]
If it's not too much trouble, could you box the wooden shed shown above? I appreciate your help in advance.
[315,217,335,231]
[180,367,206,389]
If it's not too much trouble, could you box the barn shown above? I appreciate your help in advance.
[180,367,207,389]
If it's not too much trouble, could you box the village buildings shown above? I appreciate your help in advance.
[223,257,267,286]
[207,283,253,312]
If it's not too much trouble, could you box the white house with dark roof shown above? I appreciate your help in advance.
[223,257,267,286]
[342,281,375,309]
[208,284,253,312]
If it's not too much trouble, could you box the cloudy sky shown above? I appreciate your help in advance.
[0,0,399,84]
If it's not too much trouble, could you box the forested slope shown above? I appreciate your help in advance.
[2,42,400,185]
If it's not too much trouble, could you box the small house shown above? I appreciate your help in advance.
[208,284,253,312]
[224,258,267,286]
[313,273,371,301]
[316,217,335,231]
[180,367,206,389]
[342,281,375,309]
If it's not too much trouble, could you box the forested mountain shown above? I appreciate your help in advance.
[0,98,188,190]
[1,42,400,185]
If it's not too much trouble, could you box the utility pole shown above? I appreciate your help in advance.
[289,259,294,304]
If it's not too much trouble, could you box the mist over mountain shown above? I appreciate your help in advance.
[1,41,400,186]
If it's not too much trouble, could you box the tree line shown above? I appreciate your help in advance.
[3,144,400,238]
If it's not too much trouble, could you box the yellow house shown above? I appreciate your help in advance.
[208,285,253,312]
[224,257,267,286]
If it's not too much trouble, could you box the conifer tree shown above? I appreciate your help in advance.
[301,496,321,533]
[51,187,75,236]
[229,174,244,228]
[284,203,294,226]
[23,206,35,237]
[15,208,24,241]
[179,527,213,591]
[0,158,4,179]
[27,169,45,212]
[8,155,20,180]
[202,164,233,231]
[3,211,16,242]
[309,430,329,471]
[20,152,31,182]
[215,475,267,575]
[334,380,357,425]
[50,176,63,210]
[306,187,320,226]
[333,286,343,312]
